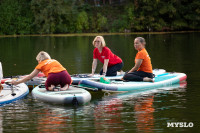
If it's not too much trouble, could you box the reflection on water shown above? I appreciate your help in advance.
[0,82,187,133]
[93,95,155,133]
[94,98,124,133]
[0,32,199,132]
[92,82,187,133]
[36,109,71,133]
[134,96,155,133]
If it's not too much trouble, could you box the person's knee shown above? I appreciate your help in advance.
[106,71,117,76]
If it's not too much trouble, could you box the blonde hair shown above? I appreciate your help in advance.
[36,51,51,62]
[92,36,106,47]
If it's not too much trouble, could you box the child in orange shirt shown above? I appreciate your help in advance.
[11,51,72,91]
[123,37,154,82]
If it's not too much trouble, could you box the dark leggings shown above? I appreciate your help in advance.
[123,71,153,81]
[100,62,124,76]
[45,70,71,90]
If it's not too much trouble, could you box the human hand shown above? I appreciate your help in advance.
[11,80,18,85]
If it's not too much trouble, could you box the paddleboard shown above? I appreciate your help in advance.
[32,85,91,105]
[0,83,29,105]
[1,73,46,89]
[71,69,166,84]
[2,69,166,88]
[79,72,187,92]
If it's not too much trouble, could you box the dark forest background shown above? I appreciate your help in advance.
[0,0,199,35]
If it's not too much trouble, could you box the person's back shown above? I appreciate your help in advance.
[35,59,66,77]
[136,48,152,73]
[11,51,72,91]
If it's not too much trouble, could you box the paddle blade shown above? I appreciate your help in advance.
[11,93,16,96]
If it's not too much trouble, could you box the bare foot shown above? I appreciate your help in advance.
[117,70,125,76]
[60,84,69,91]
[48,85,56,91]
[143,77,154,82]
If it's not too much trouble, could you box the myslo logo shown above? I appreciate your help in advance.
[167,122,194,127]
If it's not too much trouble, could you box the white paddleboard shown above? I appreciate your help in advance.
[0,83,29,105]
[32,85,91,105]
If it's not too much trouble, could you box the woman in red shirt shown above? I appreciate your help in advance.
[123,37,154,82]
[89,36,123,76]
[11,51,72,91]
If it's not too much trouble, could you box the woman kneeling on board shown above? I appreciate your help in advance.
[123,37,154,82]
[11,51,72,91]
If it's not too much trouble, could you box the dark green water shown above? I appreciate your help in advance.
[0,32,200,132]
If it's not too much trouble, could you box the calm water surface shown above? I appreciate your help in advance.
[0,32,200,132]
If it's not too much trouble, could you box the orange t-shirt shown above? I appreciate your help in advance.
[135,48,153,73]
[35,59,66,77]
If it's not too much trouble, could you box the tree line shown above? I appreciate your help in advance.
[0,0,199,35]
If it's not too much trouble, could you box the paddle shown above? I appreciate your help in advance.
[10,76,16,96]
[11,84,16,96]
[4,77,16,96]
[71,74,91,78]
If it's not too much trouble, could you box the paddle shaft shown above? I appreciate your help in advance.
[5,76,16,96]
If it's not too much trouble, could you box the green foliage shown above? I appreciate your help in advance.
[89,13,107,32]
[31,0,75,34]
[0,0,199,35]
[76,11,89,33]
[96,13,107,32]
[154,19,167,31]
[111,15,127,32]
[0,0,33,35]
[172,20,188,30]
[125,5,134,30]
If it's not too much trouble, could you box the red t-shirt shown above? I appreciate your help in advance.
[35,59,66,77]
[135,48,153,73]
[93,47,122,67]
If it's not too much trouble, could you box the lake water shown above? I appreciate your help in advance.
[0,32,200,132]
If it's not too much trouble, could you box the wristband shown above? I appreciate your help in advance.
[102,72,106,75]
